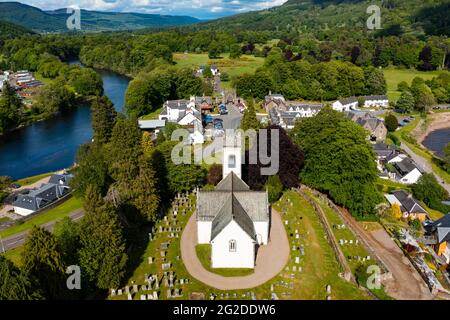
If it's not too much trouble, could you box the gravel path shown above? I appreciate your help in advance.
[180,209,290,290]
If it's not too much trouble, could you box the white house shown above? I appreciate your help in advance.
[363,95,389,108]
[196,135,270,269]
[394,158,423,184]
[332,97,358,112]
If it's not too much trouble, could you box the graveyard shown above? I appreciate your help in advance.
[109,189,376,300]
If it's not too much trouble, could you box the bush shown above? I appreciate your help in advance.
[387,132,400,146]
[265,175,283,203]
[207,164,223,186]
[385,114,399,132]
[409,219,422,231]
[412,173,450,213]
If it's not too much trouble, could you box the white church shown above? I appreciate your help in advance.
[196,135,270,269]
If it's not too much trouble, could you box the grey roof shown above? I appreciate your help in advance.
[138,119,166,129]
[372,143,397,158]
[166,100,189,110]
[216,171,250,191]
[339,96,358,105]
[426,214,450,243]
[211,194,256,241]
[13,183,68,211]
[394,158,421,176]
[364,95,389,101]
[48,174,73,187]
[391,190,427,215]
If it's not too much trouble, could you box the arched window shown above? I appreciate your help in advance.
[228,155,236,168]
[229,240,236,252]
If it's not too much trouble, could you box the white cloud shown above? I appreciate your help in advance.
[0,0,288,18]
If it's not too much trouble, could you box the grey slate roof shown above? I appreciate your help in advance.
[216,171,250,191]
[425,214,450,243]
[364,95,389,101]
[339,96,358,105]
[394,158,421,176]
[48,173,73,187]
[210,194,256,241]
[391,190,427,214]
[166,100,189,110]
[372,143,397,158]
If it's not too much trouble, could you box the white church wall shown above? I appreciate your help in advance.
[197,221,212,244]
[254,221,269,245]
[211,220,255,269]
[223,145,242,179]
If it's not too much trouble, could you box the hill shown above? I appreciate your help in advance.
[0,2,201,33]
[0,20,34,39]
[198,0,449,37]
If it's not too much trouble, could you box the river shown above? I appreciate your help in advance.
[422,128,450,158]
[0,62,130,180]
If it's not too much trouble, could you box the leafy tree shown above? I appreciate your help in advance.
[0,255,42,300]
[33,81,75,115]
[53,217,81,266]
[22,226,66,300]
[220,72,230,82]
[0,82,22,134]
[363,67,387,95]
[418,46,434,71]
[91,96,117,145]
[203,66,213,79]
[229,44,242,59]
[265,175,283,203]
[414,84,436,112]
[396,90,415,113]
[208,41,221,59]
[391,202,402,220]
[444,142,450,166]
[79,192,127,289]
[397,81,409,92]
[290,107,382,218]
[412,173,449,212]
[240,102,260,131]
[207,164,223,186]
[385,113,399,132]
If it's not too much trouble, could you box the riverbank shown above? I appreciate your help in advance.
[413,112,450,147]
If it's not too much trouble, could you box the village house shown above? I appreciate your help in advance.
[348,112,387,142]
[385,190,428,221]
[424,214,450,264]
[12,173,73,216]
[393,157,423,184]
[332,97,358,112]
[196,135,270,269]
[363,95,389,108]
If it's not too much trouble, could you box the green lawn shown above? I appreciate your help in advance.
[140,107,162,120]
[173,53,265,80]
[0,196,83,238]
[2,246,24,267]
[195,244,254,277]
[0,217,11,223]
[383,68,446,102]
[15,172,53,186]
[376,178,412,194]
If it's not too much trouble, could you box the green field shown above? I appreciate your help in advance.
[383,68,446,102]
[173,53,265,86]
[2,246,24,266]
[0,196,83,238]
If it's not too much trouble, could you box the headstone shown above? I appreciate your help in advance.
[326,285,331,295]
[154,275,159,289]
[111,289,116,297]
[160,251,166,258]
[118,289,123,295]
[127,293,132,300]
[125,286,130,294]
[167,289,172,298]
[148,233,153,241]
[295,257,300,264]
[133,284,138,293]
[140,294,146,300]
[152,291,158,300]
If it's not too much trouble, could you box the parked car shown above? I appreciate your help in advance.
[219,105,228,115]
[214,118,224,130]
[203,114,213,125]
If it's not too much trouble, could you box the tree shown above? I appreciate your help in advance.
[414,84,436,112]
[203,66,213,79]
[0,256,42,300]
[385,113,399,132]
[290,107,382,218]
[444,142,450,166]
[412,173,449,212]
[22,226,66,299]
[0,82,22,134]
[418,46,434,71]
[91,96,117,145]
[79,195,127,289]
[207,164,223,186]
[363,67,387,95]
[396,90,415,113]
[397,81,409,92]
[208,41,221,59]
[240,103,260,131]
[53,217,81,266]
[265,175,283,203]
[229,44,242,59]
[33,81,75,115]
[391,202,402,220]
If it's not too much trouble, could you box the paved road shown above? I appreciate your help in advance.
[0,209,84,252]
[180,209,290,290]
[400,142,450,194]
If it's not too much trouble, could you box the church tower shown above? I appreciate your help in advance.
[222,132,242,179]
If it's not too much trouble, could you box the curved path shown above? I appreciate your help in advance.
[180,210,290,290]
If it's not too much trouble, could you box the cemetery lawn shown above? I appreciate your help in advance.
[195,244,254,277]
[0,196,83,238]
[116,190,370,300]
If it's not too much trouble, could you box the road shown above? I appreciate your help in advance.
[400,142,450,194]
[0,209,84,252]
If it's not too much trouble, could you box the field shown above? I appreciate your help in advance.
[173,53,265,87]
[383,68,446,102]
[0,196,83,238]
[113,190,370,300]
[15,172,53,186]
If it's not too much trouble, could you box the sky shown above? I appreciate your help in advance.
[3,0,288,19]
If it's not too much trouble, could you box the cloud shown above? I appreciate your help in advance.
[0,0,288,19]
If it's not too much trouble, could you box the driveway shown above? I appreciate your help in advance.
[180,209,290,290]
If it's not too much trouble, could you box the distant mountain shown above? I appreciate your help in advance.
[199,0,450,36]
[0,20,33,39]
[0,2,201,33]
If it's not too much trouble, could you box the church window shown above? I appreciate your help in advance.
[229,155,236,168]
[229,240,236,252]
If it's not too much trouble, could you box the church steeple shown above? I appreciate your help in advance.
[222,132,242,179]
